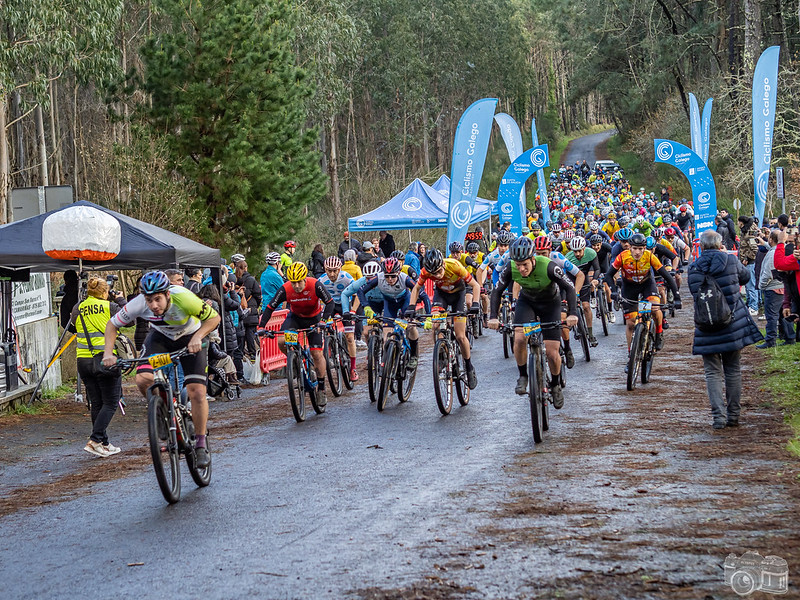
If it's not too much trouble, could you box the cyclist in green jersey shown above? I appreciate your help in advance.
[487,237,578,408]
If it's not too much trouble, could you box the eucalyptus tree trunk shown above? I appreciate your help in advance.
[49,79,61,184]
[34,104,49,186]
[328,116,342,225]
[743,0,762,73]
[0,97,9,223]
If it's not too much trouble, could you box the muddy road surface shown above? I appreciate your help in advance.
[1,302,798,599]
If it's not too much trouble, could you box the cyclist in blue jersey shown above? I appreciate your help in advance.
[318,256,358,380]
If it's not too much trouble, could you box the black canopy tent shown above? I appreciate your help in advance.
[0,200,220,272]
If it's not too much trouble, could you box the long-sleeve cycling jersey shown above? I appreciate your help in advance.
[259,278,334,325]
[340,276,383,313]
[490,256,578,319]
[318,271,355,304]
[356,272,415,305]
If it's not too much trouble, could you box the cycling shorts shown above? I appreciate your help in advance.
[138,330,209,386]
[620,280,659,320]
[281,313,323,349]
[433,288,467,316]
[578,285,592,304]
[383,291,411,319]
[513,295,562,342]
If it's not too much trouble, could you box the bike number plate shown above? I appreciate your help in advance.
[148,353,172,369]
[523,322,542,337]
[431,312,447,324]
[638,300,652,314]
[284,331,299,345]
[395,318,408,330]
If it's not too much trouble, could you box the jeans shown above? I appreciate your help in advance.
[745,263,759,311]
[78,358,122,444]
[763,289,787,345]
[702,350,741,423]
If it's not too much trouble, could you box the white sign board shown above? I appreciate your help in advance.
[12,273,51,326]
[776,167,785,199]
[732,198,742,210]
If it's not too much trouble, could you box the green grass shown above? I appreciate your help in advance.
[41,381,75,400]
[1,400,56,417]
[763,342,800,457]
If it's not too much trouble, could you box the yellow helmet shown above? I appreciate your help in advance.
[286,262,308,282]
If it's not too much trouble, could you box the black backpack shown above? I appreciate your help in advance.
[694,272,732,332]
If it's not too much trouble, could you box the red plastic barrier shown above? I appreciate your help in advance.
[260,309,289,373]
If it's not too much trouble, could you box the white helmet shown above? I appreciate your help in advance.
[569,237,586,251]
[363,261,381,277]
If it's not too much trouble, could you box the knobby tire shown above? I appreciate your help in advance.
[147,390,181,504]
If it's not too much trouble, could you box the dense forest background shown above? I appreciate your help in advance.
[0,0,798,259]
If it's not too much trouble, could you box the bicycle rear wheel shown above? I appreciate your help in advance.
[287,351,306,422]
[186,429,212,488]
[147,389,181,504]
[307,360,325,415]
[598,292,609,336]
[377,341,396,412]
[626,324,645,391]
[324,334,343,397]
[527,345,544,444]
[455,350,470,407]
[578,311,591,362]
[501,306,511,359]
[641,320,656,384]
[540,349,550,432]
[367,334,381,403]
[339,334,354,390]
[558,342,567,388]
[433,339,453,415]
[397,347,416,402]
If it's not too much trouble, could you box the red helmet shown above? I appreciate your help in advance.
[534,236,552,252]
[664,227,676,236]
[382,257,402,274]
[284,240,296,249]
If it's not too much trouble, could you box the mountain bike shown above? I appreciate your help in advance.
[376,316,419,411]
[259,327,324,422]
[115,347,211,504]
[573,299,592,362]
[427,312,470,415]
[363,316,384,403]
[624,298,671,391]
[322,317,353,397]
[518,321,563,444]
[499,292,514,359]
[591,280,611,336]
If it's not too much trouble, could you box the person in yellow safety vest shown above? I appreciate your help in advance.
[70,276,126,458]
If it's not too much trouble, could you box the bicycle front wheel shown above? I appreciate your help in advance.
[578,312,591,362]
[367,334,382,403]
[527,345,544,444]
[147,390,181,504]
[540,349,551,433]
[287,351,306,422]
[397,347,416,403]
[455,350,470,407]
[377,341,397,412]
[641,320,656,384]
[433,339,453,415]
[339,333,354,390]
[324,334,343,397]
[501,306,511,359]
[627,324,645,391]
[598,292,609,336]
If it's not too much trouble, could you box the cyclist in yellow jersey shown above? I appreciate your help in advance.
[465,241,488,322]
[449,241,481,309]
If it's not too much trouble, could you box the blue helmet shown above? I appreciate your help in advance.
[139,271,171,295]
[616,227,634,241]
[645,236,656,250]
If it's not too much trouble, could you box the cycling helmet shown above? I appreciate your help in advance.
[679,204,688,212]
[534,236,552,252]
[423,248,444,273]
[531,222,542,232]
[139,271,171,295]
[509,236,535,261]
[551,222,562,233]
[589,234,604,245]
[521,227,530,235]
[618,216,630,226]
[563,230,576,240]
[630,233,647,247]
[569,237,586,251]
[589,221,600,231]
[635,215,645,223]
[648,205,656,213]
[616,228,634,241]
[231,253,246,263]
[655,227,666,237]
[285,262,308,282]
[284,240,296,249]
[576,218,586,226]
[645,236,656,250]
[391,250,405,261]
[324,256,342,270]
[449,241,464,254]
[363,261,381,277]
[382,257,401,274]
[265,252,280,265]
[496,230,514,245]
[466,242,480,253]
[664,227,676,236]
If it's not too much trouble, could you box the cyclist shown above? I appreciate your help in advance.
[341,261,384,318]
[476,230,513,288]
[449,241,481,311]
[258,262,335,405]
[103,271,220,468]
[465,241,489,321]
[565,236,601,347]
[353,256,420,369]
[605,233,681,356]
[601,213,620,238]
[281,240,296,269]
[406,248,482,389]
[318,256,358,381]
[534,235,583,368]
[590,234,615,323]
[487,236,579,408]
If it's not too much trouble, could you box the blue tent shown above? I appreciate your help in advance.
[431,175,498,217]
[347,179,450,231]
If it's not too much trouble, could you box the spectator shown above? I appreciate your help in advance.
[309,243,326,277]
[774,228,800,345]
[59,270,80,329]
[226,273,246,381]
[338,231,362,258]
[378,231,395,257]
[184,268,203,293]
[778,214,790,231]
[688,230,762,429]
[370,236,386,259]
[342,249,363,281]
[357,241,379,268]
[757,230,789,349]
[715,215,735,250]
[404,242,421,275]
[165,269,185,286]
[71,277,125,456]
[198,284,239,385]
[127,275,149,352]
[738,215,760,315]
[719,209,738,248]
[234,258,262,360]
[260,253,284,311]
[418,243,428,258]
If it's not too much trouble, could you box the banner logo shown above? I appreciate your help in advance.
[757,170,769,200]
[402,197,422,212]
[656,142,673,161]
[531,148,547,168]
[451,200,472,228]
[356,220,366,228]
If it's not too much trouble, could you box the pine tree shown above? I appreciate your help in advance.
[140,0,325,255]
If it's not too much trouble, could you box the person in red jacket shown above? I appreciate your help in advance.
[773,228,800,344]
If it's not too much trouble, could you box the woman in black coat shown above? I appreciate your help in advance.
[688,230,763,429]
[310,244,326,277]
